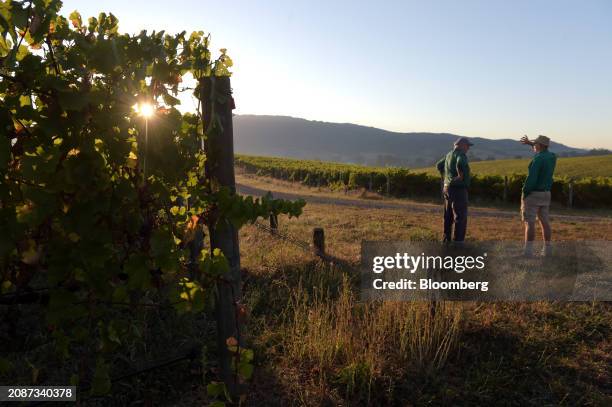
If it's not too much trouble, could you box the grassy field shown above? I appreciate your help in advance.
[239,200,612,406]
[416,154,612,179]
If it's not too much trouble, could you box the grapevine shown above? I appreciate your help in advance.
[0,0,304,400]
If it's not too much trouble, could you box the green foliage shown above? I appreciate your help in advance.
[207,381,230,406]
[236,154,612,208]
[0,1,304,396]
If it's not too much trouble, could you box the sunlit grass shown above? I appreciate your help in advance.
[238,201,612,405]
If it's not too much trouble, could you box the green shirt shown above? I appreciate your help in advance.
[436,149,471,188]
[522,150,557,196]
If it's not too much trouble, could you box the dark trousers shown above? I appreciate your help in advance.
[443,186,468,242]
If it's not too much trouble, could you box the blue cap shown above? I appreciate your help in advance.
[454,137,474,146]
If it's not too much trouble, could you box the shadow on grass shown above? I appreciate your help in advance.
[239,239,610,407]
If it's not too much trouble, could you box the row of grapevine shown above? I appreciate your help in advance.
[236,155,612,208]
[0,1,304,403]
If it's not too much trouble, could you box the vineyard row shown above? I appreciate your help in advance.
[236,155,612,208]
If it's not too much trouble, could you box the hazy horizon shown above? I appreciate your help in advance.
[233,113,608,151]
[62,0,612,149]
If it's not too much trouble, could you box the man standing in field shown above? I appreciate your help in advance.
[519,135,557,257]
[436,137,473,244]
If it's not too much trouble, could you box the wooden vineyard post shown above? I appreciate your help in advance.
[568,180,574,208]
[368,173,373,192]
[313,228,325,256]
[269,213,278,232]
[344,173,348,195]
[386,173,390,196]
[503,176,508,202]
[201,76,244,397]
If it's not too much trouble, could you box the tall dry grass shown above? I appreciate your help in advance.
[240,206,612,405]
[280,271,462,402]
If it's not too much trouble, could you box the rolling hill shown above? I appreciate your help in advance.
[233,115,588,168]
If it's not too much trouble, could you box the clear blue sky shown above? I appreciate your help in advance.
[62,0,612,149]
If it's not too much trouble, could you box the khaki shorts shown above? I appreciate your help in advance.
[521,191,551,223]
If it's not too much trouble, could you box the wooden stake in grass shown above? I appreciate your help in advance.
[313,227,325,256]
[269,213,278,232]
[386,173,390,196]
[503,175,508,202]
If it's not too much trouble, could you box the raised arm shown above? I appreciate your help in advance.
[520,135,534,146]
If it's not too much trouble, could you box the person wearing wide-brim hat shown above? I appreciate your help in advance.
[436,137,474,244]
[519,135,557,257]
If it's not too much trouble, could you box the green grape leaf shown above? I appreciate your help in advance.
[69,10,82,29]
[16,44,28,60]
[241,348,254,363]
[238,361,253,380]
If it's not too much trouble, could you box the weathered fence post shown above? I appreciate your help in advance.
[368,173,373,192]
[313,228,325,256]
[269,213,278,232]
[386,173,390,196]
[201,76,244,397]
[344,177,348,195]
[568,180,574,208]
[503,176,508,202]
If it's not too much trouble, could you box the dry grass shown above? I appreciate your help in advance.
[242,254,463,406]
[238,197,611,406]
[283,274,461,402]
